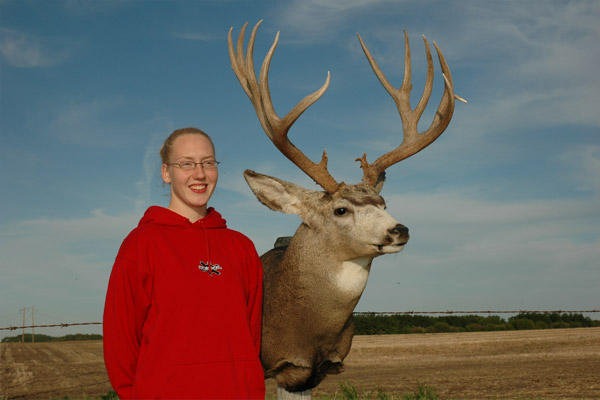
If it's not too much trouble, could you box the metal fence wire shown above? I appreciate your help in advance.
[2,310,599,332]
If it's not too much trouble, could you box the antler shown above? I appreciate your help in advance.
[356,31,460,186]
[228,21,341,193]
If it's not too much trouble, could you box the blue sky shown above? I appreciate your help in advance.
[1,0,598,338]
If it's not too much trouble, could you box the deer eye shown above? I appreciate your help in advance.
[334,208,348,216]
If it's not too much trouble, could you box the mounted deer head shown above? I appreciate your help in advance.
[228,20,462,393]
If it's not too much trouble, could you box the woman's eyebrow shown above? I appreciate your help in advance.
[174,155,216,161]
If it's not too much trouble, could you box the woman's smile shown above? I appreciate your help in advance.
[190,184,208,193]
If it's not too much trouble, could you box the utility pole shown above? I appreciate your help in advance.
[20,307,25,343]
[19,306,35,343]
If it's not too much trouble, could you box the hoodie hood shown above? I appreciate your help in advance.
[138,206,227,229]
[138,206,227,268]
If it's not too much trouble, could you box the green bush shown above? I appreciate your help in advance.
[510,318,535,330]
[426,322,455,333]
[466,323,485,332]
[535,321,548,329]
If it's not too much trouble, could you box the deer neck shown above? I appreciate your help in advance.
[282,223,374,300]
[338,256,372,295]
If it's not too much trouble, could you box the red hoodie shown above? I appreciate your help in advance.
[103,206,265,399]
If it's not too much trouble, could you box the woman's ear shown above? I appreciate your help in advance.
[161,164,171,184]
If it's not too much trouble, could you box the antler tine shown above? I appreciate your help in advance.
[356,31,458,186]
[228,21,340,193]
[229,22,267,137]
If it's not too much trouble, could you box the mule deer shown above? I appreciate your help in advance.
[228,21,462,393]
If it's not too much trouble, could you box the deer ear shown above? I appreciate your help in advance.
[374,171,386,194]
[244,170,313,215]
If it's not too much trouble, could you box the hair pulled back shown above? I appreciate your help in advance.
[160,127,215,164]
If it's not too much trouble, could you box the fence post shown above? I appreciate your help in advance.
[277,385,311,400]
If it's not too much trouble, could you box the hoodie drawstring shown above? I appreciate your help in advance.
[199,220,213,272]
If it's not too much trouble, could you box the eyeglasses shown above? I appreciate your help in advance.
[166,160,220,170]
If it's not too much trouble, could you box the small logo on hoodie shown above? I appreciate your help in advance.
[198,261,222,276]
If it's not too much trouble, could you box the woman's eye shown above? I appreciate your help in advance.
[334,208,348,216]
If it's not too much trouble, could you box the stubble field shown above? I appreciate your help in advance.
[1,327,599,399]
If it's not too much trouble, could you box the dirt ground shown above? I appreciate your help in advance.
[1,327,599,399]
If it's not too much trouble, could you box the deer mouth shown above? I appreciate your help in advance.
[376,242,407,254]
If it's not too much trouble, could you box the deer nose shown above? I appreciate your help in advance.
[388,224,409,237]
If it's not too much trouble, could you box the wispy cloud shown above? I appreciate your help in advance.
[174,32,223,42]
[387,190,598,229]
[274,1,600,130]
[45,97,170,150]
[560,145,600,195]
[359,3,600,130]
[0,209,138,328]
[356,188,600,310]
[48,97,127,146]
[60,0,131,15]
[273,0,398,42]
[134,132,164,212]
[0,28,76,68]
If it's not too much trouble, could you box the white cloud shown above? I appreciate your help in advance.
[394,191,593,224]
[45,97,171,150]
[0,209,138,335]
[134,133,164,212]
[60,0,130,14]
[273,0,398,42]
[383,190,599,270]
[560,145,600,194]
[48,97,126,146]
[311,1,600,132]
[356,189,600,312]
[0,28,75,68]
[174,32,222,42]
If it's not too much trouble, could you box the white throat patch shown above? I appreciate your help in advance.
[337,257,371,297]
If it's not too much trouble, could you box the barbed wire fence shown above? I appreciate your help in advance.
[353,309,600,315]
[0,322,102,331]
[2,310,599,333]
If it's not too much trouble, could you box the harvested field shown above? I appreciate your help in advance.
[1,327,599,399]
[0,340,109,399]
[305,327,600,399]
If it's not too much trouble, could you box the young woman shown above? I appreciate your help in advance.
[103,127,265,399]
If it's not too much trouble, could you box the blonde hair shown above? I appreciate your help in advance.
[160,127,215,163]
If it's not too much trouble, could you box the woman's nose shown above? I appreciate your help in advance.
[191,164,206,178]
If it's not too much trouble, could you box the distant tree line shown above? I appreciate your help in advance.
[1,333,103,343]
[353,312,600,335]
[2,313,598,342]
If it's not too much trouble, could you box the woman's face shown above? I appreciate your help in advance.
[161,134,218,221]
